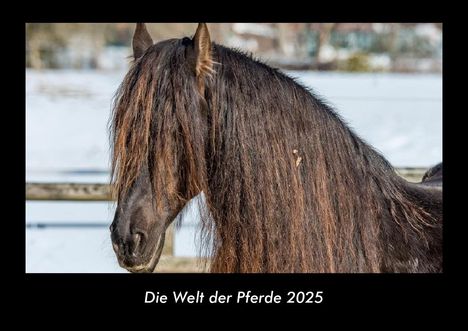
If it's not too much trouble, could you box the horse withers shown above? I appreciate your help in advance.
[421,162,443,187]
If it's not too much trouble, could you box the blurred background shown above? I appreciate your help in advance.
[26,23,442,72]
[26,23,442,273]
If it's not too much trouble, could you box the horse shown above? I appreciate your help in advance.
[109,23,442,273]
[421,162,443,187]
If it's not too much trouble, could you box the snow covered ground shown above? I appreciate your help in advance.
[25,69,442,273]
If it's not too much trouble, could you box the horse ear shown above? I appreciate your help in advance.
[192,23,214,77]
[133,23,153,59]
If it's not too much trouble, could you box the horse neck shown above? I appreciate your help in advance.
[204,62,441,272]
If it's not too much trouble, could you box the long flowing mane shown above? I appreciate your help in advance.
[111,40,442,273]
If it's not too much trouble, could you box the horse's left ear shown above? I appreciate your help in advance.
[192,23,214,77]
[133,23,153,59]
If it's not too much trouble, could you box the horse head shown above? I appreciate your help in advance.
[110,23,212,273]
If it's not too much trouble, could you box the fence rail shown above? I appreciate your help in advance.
[26,182,110,201]
[26,167,428,201]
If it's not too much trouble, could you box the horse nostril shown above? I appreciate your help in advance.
[129,231,147,256]
[119,241,127,255]
[112,232,147,257]
[111,240,126,256]
[112,242,119,253]
[132,233,142,256]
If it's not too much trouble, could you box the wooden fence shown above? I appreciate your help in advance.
[25,167,430,272]
[25,167,428,201]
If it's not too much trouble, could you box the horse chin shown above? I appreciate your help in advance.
[125,232,166,273]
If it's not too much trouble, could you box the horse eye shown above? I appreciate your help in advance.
[181,37,192,46]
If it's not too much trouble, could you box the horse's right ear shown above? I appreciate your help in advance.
[133,23,153,59]
[192,23,214,77]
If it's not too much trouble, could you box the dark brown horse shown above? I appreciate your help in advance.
[109,23,442,273]
[421,162,443,187]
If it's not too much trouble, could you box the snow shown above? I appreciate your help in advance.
[25,69,442,272]
[289,71,442,167]
[26,69,125,174]
[26,228,124,273]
